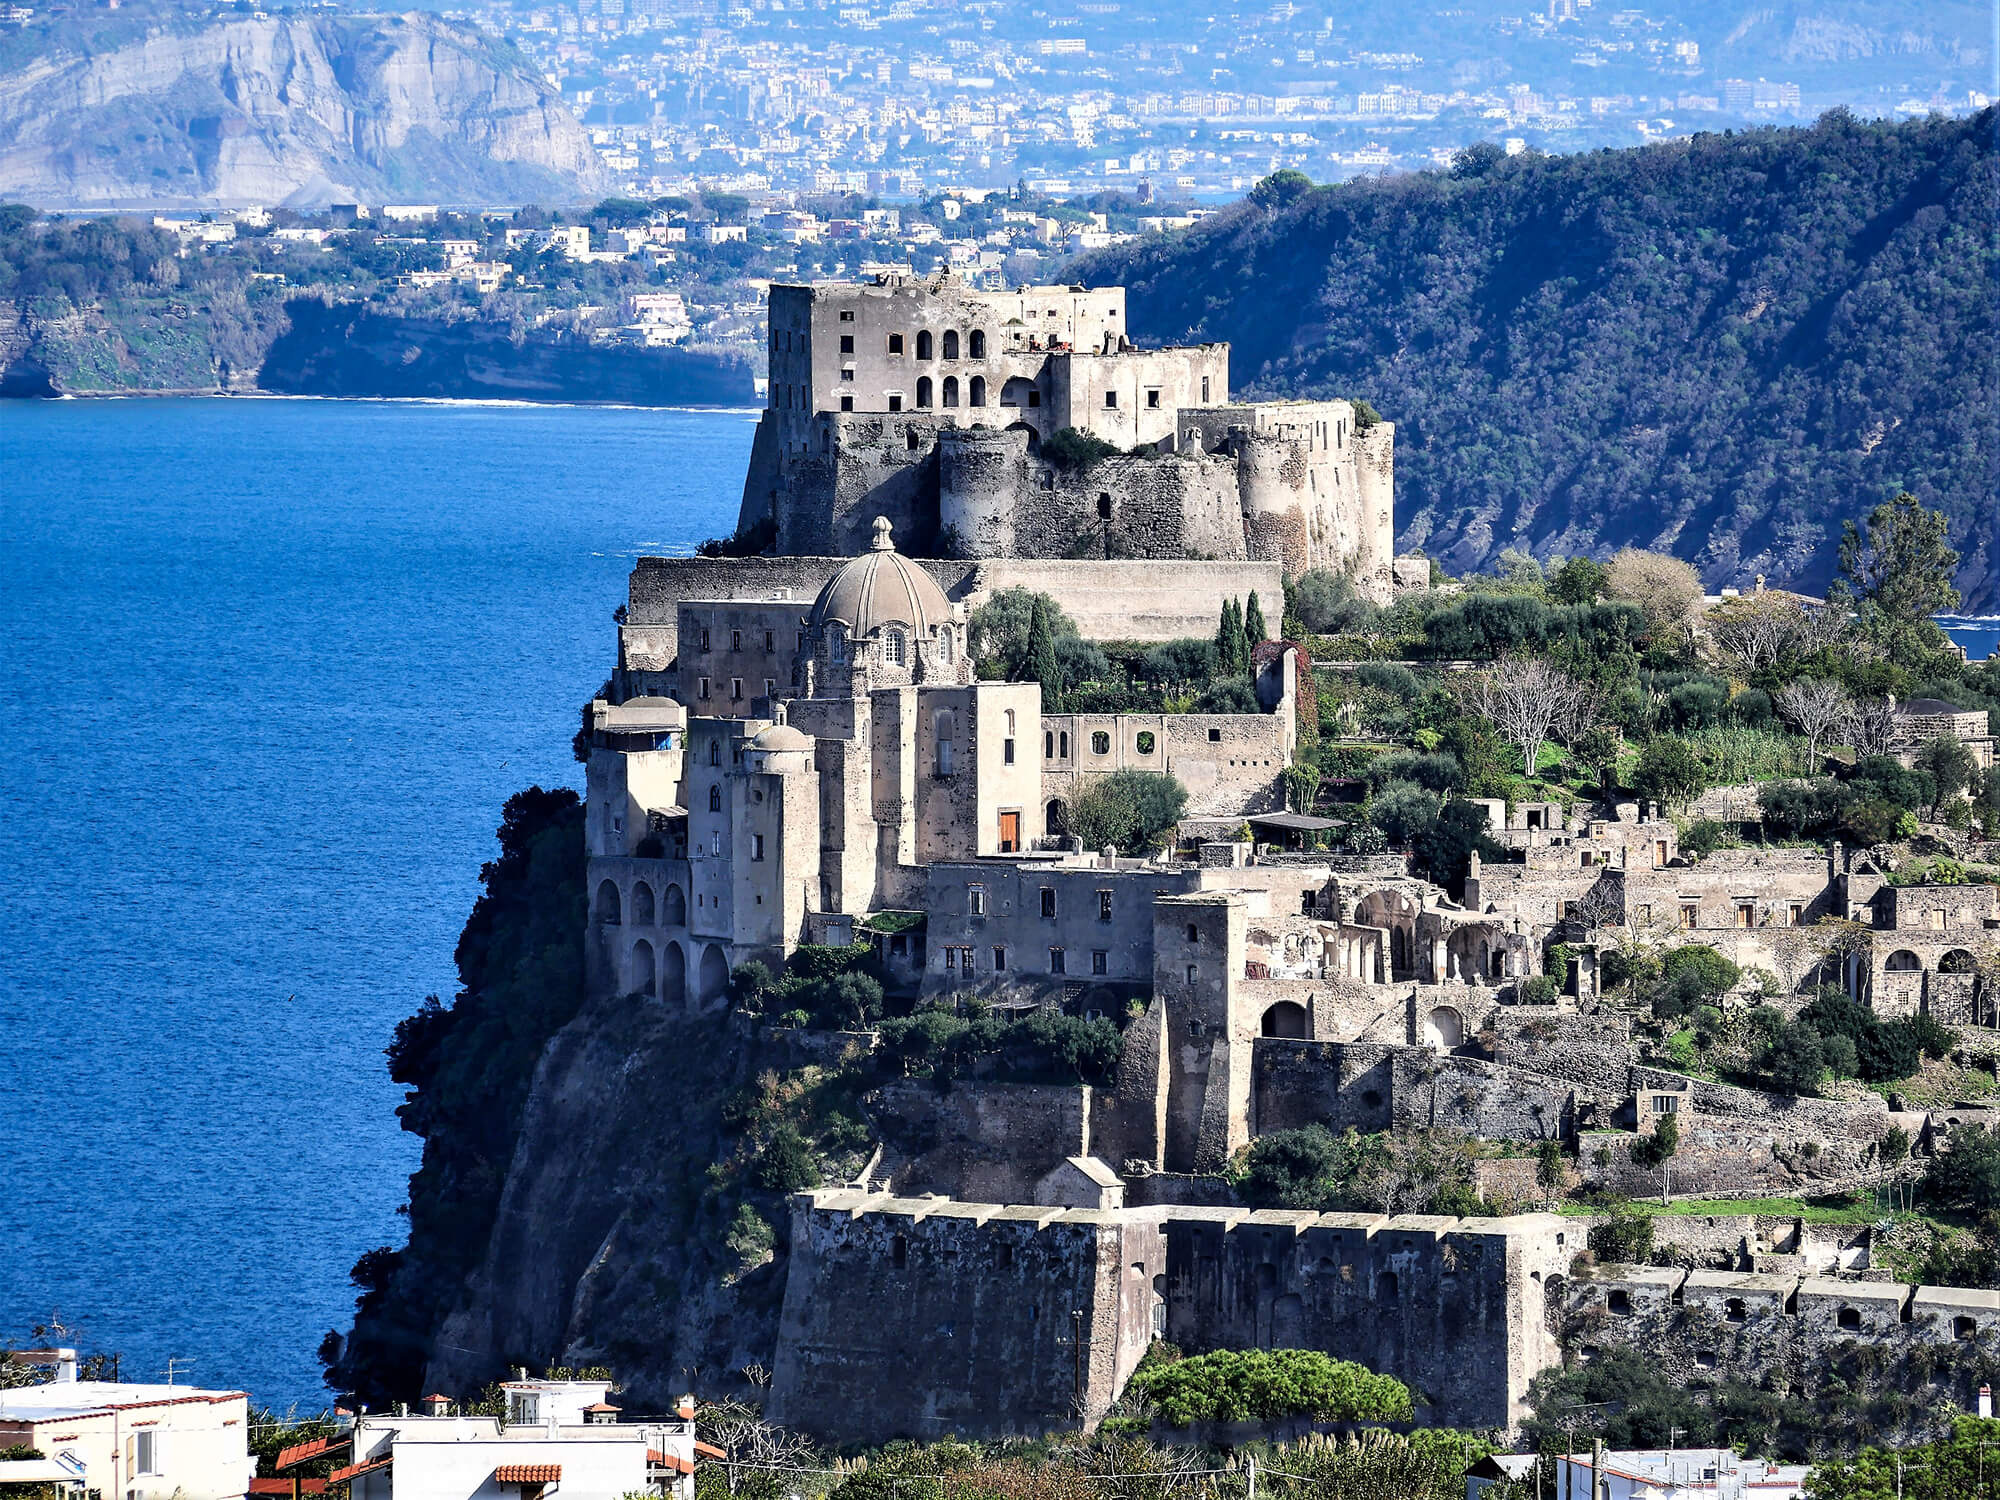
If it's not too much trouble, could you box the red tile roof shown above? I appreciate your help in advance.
[493,1466,562,1485]
[327,1458,389,1485]
[276,1437,350,1471]
[693,1442,723,1461]
[250,1479,328,1494]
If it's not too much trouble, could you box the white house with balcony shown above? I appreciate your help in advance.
[0,1356,254,1500]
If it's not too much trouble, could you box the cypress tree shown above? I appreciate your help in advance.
[1028,594,1062,710]
[1217,598,1241,675]
[1245,590,1268,648]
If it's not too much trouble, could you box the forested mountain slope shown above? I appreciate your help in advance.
[1084,110,1998,608]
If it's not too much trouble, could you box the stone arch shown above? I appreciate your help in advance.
[969,375,986,407]
[942,375,959,407]
[1001,375,1036,408]
[1724,1297,1747,1322]
[594,879,622,926]
[969,329,986,359]
[1837,1306,1861,1331]
[1260,1001,1309,1039]
[942,329,960,359]
[661,940,687,1004]
[1005,419,1039,455]
[663,883,687,925]
[698,943,730,1005]
[1045,798,1068,836]
[916,375,933,408]
[916,329,933,360]
[629,938,656,997]
[1885,950,1923,972]
[1355,889,1420,975]
[1423,1006,1466,1052]
[630,880,656,926]
[1446,923,1506,982]
[1940,949,1979,974]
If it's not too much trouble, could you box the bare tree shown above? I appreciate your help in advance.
[1774,677,1852,763]
[1706,592,1855,676]
[1847,697,1899,759]
[696,1398,816,1495]
[1466,654,1589,779]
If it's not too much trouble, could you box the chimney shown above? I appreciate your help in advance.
[1982,1384,1992,1419]
[676,1395,695,1422]
[55,1350,77,1384]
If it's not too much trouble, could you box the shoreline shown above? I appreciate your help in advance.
[2,388,765,413]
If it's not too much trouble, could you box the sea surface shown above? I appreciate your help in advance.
[0,397,751,1408]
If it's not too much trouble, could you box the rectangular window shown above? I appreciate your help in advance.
[134,1432,158,1477]
[751,833,765,861]
[1041,888,1057,919]
[764,630,775,652]
[840,367,855,381]
[1636,903,1651,923]
[1788,903,1804,926]
[840,334,854,353]
[731,629,742,651]
[699,627,711,651]
[1092,950,1108,975]
[763,678,776,698]
[993,945,1007,970]
[888,333,905,354]
[968,884,986,915]
[1049,947,1066,974]
[698,676,711,699]
[1186,963,1198,985]
[1737,903,1754,928]
[1146,388,1161,409]
[998,811,1020,851]
[1931,909,1948,930]
[731,678,743,700]
[888,393,903,412]
[1201,375,1210,402]
[1045,731,1054,758]
[1004,738,1015,764]
[1103,390,1118,408]
[1681,903,1699,928]
[1656,1095,1680,1113]
[1098,890,1113,921]
[839,309,854,321]
[841,395,855,412]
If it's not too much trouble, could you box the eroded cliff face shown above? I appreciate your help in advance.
[423,1000,792,1405]
[0,10,611,207]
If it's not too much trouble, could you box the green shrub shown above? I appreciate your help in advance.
[1130,1348,1413,1427]
[1069,768,1189,851]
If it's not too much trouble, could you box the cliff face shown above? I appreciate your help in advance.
[0,10,611,208]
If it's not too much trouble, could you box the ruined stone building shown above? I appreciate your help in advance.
[734,276,1396,593]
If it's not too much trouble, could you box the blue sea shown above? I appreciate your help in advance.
[0,397,751,1409]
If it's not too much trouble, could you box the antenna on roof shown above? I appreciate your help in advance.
[162,1358,192,1387]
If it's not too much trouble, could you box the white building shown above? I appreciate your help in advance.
[1533,1451,1809,1500]
[0,1359,254,1500]
[305,1377,710,1500]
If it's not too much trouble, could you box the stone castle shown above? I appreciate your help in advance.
[571,275,2000,1441]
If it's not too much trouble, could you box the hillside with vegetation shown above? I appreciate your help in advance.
[1083,109,1998,608]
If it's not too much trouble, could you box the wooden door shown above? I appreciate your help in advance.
[998,811,1020,853]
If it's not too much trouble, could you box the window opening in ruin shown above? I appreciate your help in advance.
[1208,727,1221,742]
[699,676,712,700]
[1724,1298,1746,1322]
[996,1242,1012,1266]
[1049,947,1066,974]
[1104,391,1118,409]
[888,333,904,355]
[892,1234,908,1268]
[993,946,1006,970]
[1097,493,1112,519]
[969,376,986,406]
[1201,376,1210,402]
[888,394,903,412]
[1837,1307,1861,1331]
[1789,903,1804,925]
[1608,1290,1632,1314]
[1047,800,1067,836]
[943,330,960,359]
[1956,1317,1978,1340]
[1681,903,1699,928]
[969,885,985,915]
[1376,1271,1398,1303]
[840,334,854,353]
[1885,950,1922,971]
[841,396,854,412]
[969,330,986,358]
[1135,731,1155,755]
[907,429,921,451]
[1041,888,1057,919]
[1301,891,1316,916]
[917,330,933,360]
[1098,890,1114,921]
[1092,731,1111,755]
[1186,964,1198,986]
[916,377,933,408]
[1737,903,1754,928]
[1146,389,1161,409]
[700,627,711,651]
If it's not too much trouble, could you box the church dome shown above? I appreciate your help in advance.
[807,517,951,639]
[751,723,813,752]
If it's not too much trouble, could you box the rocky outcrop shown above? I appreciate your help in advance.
[0,10,611,208]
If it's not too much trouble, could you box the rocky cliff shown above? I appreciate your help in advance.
[0,9,611,208]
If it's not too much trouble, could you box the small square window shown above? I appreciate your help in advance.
[839,309,855,321]
[888,394,903,412]
[840,334,854,353]
[841,395,854,411]
[888,333,905,354]
[1146,388,1161,408]
[840,367,855,381]
[1207,727,1221,742]
[1103,390,1118,409]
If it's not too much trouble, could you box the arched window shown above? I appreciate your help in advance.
[916,376,933,408]
[1376,1271,1398,1303]
[709,739,721,766]
[942,329,960,359]
[629,939,656,997]
[1091,731,1110,754]
[887,629,907,666]
[663,884,687,925]
[1941,949,1979,973]
[1261,1001,1308,1039]
[936,629,953,663]
[828,625,846,662]
[1060,731,1070,757]
[595,880,622,926]
[942,376,959,407]
[708,785,722,812]
[1045,799,1067,836]
[916,329,933,360]
[969,329,986,359]
[969,375,986,407]
[631,881,656,926]
[1885,950,1923,972]
[1837,1306,1861,1331]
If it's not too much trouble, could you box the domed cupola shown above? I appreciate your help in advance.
[799,517,967,697]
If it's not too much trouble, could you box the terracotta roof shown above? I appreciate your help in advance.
[580,1402,620,1413]
[493,1465,562,1485]
[693,1441,724,1461]
[327,1458,389,1485]
[648,1452,693,1475]
[277,1437,350,1471]
[250,1479,329,1494]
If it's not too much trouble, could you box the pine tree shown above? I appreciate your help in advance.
[1245,590,1268,648]
[1027,594,1062,711]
